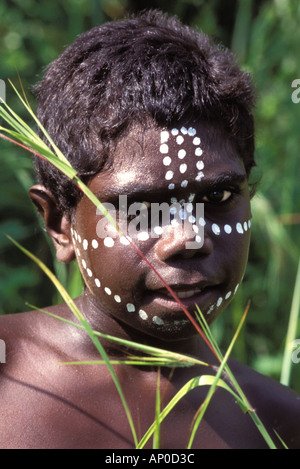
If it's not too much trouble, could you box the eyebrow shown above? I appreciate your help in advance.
[203,171,247,188]
[95,170,247,201]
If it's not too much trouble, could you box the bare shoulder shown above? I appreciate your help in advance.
[228,357,300,448]
[0,305,114,449]
[0,301,93,377]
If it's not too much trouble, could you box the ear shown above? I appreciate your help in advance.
[29,185,76,263]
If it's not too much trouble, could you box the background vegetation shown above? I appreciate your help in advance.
[1,0,299,393]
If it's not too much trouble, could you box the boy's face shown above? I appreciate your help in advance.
[72,121,251,340]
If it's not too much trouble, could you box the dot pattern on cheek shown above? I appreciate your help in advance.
[71,200,251,326]
[206,282,240,316]
[209,219,252,237]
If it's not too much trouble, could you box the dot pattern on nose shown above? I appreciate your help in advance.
[160,127,204,190]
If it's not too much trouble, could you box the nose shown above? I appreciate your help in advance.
[155,224,213,261]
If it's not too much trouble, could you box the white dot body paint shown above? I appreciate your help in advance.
[83,239,88,250]
[188,127,196,136]
[87,268,93,278]
[161,130,169,143]
[104,237,114,247]
[178,149,186,159]
[139,310,148,320]
[168,183,175,190]
[193,137,201,146]
[153,226,163,235]
[224,224,232,234]
[176,135,184,145]
[92,239,98,249]
[95,278,101,288]
[160,143,169,154]
[217,297,223,307]
[153,316,164,325]
[114,295,121,303]
[195,147,203,156]
[126,303,135,313]
[163,156,172,166]
[225,291,232,300]
[165,171,174,181]
[212,224,221,235]
[181,180,188,188]
[186,203,193,213]
[120,236,131,246]
[82,259,87,269]
[171,128,179,136]
[137,232,149,241]
[236,223,244,234]
[195,172,204,181]
[179,163,187,174]
[104,287,111,295]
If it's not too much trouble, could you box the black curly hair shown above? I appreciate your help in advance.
[34,9,256,214]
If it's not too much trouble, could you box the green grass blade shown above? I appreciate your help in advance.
[280,258,300,386]
[7,80,70,164]
[187,304,278,449]
[136,373,247,449]
[153,369,161,449]
[26,304,211,369]
[7,235,138,447]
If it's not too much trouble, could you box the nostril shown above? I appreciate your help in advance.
[155,229,213,262]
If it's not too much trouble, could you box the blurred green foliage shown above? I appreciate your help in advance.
[0,0,299,392]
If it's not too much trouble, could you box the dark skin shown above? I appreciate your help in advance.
[0,122,299,449]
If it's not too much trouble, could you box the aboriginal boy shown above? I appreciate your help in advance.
[0,11,299,449]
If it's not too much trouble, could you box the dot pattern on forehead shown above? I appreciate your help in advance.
[159,127,204,190]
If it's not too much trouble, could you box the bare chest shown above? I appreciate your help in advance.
[0,364,268,449]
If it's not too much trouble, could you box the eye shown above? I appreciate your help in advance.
[126,201,151,222]
[202,189,232,204]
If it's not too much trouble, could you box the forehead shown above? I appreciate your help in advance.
[90,121,246,196]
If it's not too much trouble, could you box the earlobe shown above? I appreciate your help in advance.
[29,185,76,263]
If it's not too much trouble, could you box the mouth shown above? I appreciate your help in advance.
[147,281,219,312]
[164,288,203,299]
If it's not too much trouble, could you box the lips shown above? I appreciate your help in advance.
[147,280,219,313]
[170,288,202,299]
